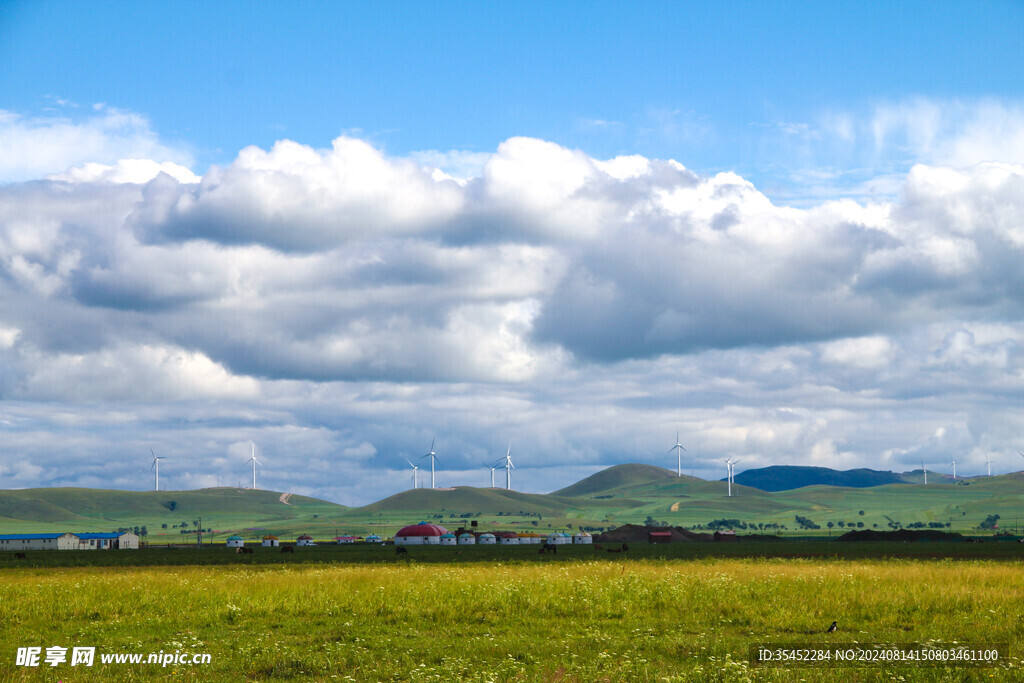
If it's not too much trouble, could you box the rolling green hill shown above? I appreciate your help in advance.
[554,463,682,497]
[0,487,348,540]
[2,465,1023,540]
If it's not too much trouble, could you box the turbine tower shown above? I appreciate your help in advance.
[150,448,165,492]
[921,458,927,485]
[421,439,438,489]
[986,455,992,477]
[724,458,736,497]
[951,457,957,480]
[246,442,261,489]
[669,432,687,477]
[406,459,420,489]
[502,442,514,490]
[483,462,498,487]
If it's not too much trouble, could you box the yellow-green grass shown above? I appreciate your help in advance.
[1,558,1022,681]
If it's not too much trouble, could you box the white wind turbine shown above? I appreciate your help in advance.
[724,457,738,497]
[150,448,165,491]
[246,442,261,489]
[483,461,499,487]
[502,442,515,490]
[920,458,927,485]
[406,459,420,489]
[669,432,687,477]
[951,457,957,480]
[421,439,439,489]
[986,454,992,477]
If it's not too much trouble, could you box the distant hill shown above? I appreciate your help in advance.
[732,466,907,491]
[359,486,574,515]
[0,487,347,532]
[554,463,679,497]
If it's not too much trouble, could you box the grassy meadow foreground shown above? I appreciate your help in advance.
[2,550,1023,681]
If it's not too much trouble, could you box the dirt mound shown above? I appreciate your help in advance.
[594,524,712,543]
[836,529,963,542]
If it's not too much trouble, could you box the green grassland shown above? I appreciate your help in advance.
[1,551,1023,681]
[2,464,1023,542]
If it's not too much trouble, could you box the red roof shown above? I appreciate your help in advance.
[649,531,672,537]
[395,523,448,537]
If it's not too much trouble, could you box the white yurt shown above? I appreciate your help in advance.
[457,533,476,545]
[440,533,457,546]
[477,533,497,545]
[262,534,280,547]
[498,532,519,545]
[297,534,316,547]
[547,532,572,545]
[394,523,448,546]
[226,535,245,549]
[518,533,544,544]
[573,531,593,544]
[365,534,382,544]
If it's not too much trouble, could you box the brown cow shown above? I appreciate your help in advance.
[13,552,26,559]
[281,546,294,554]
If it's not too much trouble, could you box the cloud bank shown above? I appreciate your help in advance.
[3,103,1024,504]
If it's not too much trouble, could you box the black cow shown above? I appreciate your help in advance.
[395,546,409,556]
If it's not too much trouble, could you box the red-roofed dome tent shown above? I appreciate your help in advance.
[394,523,449,546]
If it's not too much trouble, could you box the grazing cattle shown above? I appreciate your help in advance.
[13,552,26,559]
[621,543,629,552]
[606,548,621,553]
[281,546,294,554]
[593,544,603,551]
[235,547,254,555]
[1018,539,1024,544]
[542,542,557,554]
[395,546,408,556]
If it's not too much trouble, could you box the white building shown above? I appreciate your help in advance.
[547,532,573,545]
[297,534,316,546]
[477,533,496,545]
[226,535,245,548]
[457,533,476,545]
[439,533,457,546]
[0,533,79,551]
[394,523,448,546]
[262,534,280,547]
[573,532,593,544]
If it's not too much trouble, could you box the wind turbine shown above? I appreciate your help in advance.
[483,462,499,488]
[985,454,992,477]
[950,457,957,480]
[150,448,165,491]
[920,458,927,485]
[246,442,261,489]
[502,442,514,490]
[421,439,438,489]
[406,459,420,489]
[724,458,735,497]
[669,432,687,477]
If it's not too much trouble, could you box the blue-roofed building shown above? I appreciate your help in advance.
[76,532,139,550]
[0,533,79,551]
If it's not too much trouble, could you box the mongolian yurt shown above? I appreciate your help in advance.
[547,532,572,545]
[365,534,382,544]
[477,532,497,545]
[297,534,316,546]
[457,533,476,545]
[573,532,593,545]
[518,533,544,544]
[439,533,457,546]
[226,535,245,549]
[262,534,280,547]
[394,523,448,546]
[497,532,519,545]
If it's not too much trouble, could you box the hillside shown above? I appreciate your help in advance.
[0,487,347,536]
[554,463,681,497]
[359,486,576,515]
[732,466,908,491]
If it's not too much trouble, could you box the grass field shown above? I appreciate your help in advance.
[2,544,1023,681]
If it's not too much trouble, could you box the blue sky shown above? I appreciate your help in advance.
[2,2,1024,504]
[3,2,1021,192]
